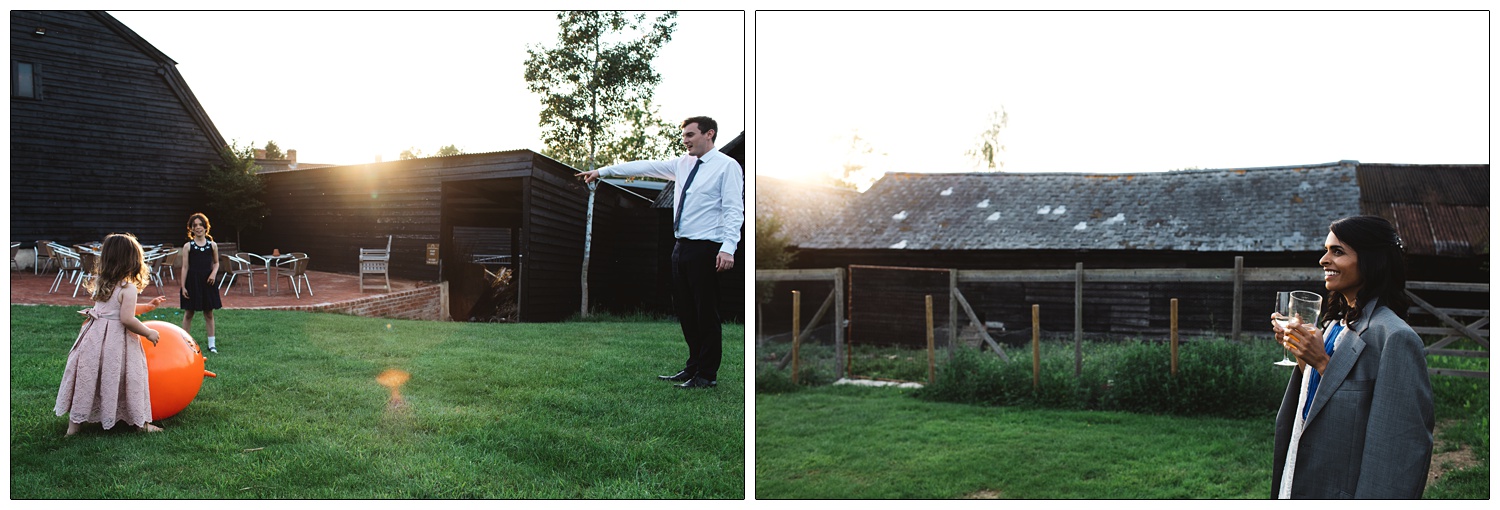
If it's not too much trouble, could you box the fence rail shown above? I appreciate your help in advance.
[757,259,1488,380]
[757,268,846,378]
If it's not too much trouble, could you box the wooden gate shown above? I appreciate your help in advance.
[1406,281,1489,379]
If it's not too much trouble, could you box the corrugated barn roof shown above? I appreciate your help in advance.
[1357,164,1489,257]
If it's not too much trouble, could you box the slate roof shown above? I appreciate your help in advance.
[799,161,1363,252]
[755,175,860,244]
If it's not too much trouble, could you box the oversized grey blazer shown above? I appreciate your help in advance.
[1271,298,1435,499]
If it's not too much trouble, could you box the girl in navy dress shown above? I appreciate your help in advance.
[179,212,222,353]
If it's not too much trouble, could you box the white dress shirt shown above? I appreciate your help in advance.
[599,150,745,254]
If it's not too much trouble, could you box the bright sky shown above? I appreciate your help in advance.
[107,10,746,166]
[756,11,1488,189]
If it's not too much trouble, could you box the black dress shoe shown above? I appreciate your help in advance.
[657,370,692,382]
[676,376,717,389]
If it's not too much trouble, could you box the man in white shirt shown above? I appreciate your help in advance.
[578,116,745,389]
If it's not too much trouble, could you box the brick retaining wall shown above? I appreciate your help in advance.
[250,282,448,321]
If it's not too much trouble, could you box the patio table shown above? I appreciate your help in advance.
[241,252,296,296]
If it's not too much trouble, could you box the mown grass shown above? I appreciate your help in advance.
[755,385,1272,499]
[11,305,744,499]
[756,335,1488,499]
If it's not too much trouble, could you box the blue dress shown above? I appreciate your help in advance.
[179,240,223,311]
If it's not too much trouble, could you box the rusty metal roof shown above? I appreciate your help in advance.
[1357,164,1489,257]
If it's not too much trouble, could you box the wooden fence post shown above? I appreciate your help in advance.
[1232,256,1244,342]
[791,290,801,384]
[1032,304,1041,391]
[1075,262,1084,377]
[1171,298,1179,377]
[948,270,959,360]
[926,294,936,385]
[835,268,846,380]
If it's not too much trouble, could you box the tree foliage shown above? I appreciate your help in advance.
[200,141,268,245]
[524,11,679,171]
[966,107,1009,170]
[601,97,680,167]
[754,212,797,304]
[399,144,464,160]
[263,140,285,159]
[829,130,883,190]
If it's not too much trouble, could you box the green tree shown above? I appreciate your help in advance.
[434,144,464,157]
[399,147,424,160]
[600,97,680,165]
[524,10,678,172]
[263,140,285,160]
[526,10,678,317]
[200,141,268,245]
[965,107,1009,170]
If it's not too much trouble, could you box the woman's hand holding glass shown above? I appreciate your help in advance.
[1276,316,1329,374]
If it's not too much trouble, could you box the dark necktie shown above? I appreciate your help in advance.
[675,158,704,235]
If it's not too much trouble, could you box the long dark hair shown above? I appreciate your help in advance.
[1322,215,1410,326]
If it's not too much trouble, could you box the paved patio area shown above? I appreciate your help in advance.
[9,267,425,309]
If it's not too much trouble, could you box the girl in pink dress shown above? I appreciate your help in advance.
[54,233,168,436]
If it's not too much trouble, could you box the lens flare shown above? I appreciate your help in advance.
[377,368,410,409]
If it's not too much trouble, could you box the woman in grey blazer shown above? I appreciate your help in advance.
[1272,215,1434,499]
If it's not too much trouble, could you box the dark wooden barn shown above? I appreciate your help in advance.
[10,11,227,246]
[765,161,1488,344]
[245,149,666,323]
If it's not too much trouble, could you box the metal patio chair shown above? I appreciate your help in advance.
[359,235,392,293]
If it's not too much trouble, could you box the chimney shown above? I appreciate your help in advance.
[287,149,297,164]
[253,149,267,159]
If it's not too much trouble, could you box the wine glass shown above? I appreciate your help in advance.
[1272,292,1298,366]
[1289,290,1323,334]
[1274,290,1324,366]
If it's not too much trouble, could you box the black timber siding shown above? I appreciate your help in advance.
[520,159,589,322]
[587,188,672,317]
[251,152,539,279]
[10,11,226,246]
[768,247,1486,342]
[251,150,664,323]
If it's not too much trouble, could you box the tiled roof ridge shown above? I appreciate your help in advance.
[879,160,1358,180]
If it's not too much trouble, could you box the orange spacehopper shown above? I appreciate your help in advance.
[134,320,217,421]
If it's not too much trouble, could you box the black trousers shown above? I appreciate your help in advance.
[671,239,722,381]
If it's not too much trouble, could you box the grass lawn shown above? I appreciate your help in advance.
[756,381,1488,499]
[755,385,1273,499]
[11,305,744,499]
